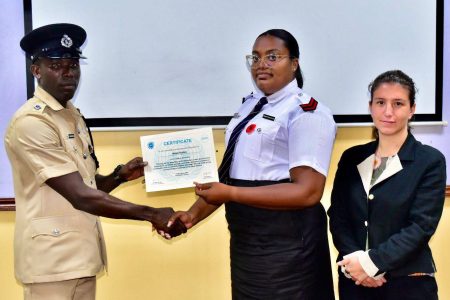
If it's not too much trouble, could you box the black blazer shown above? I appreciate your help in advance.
[328,134,446,277]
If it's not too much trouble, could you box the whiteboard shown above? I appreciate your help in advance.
[29,0,442,126]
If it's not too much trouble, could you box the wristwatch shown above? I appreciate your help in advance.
[113,164,126,184]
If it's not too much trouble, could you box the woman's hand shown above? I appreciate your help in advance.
[194,182,235,205]
[360,276,386,288]
[338,255,368,285]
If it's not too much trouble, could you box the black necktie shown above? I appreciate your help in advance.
[218,97,268,183]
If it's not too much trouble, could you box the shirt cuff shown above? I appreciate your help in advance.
[357,250,385,278]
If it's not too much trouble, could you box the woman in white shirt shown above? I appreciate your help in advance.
[166,29,336,299]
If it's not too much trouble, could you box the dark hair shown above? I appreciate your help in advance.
[369,70,417,138]
[257,29,304,88]
[368,70,416,107]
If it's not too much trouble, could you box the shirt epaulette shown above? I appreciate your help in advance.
[299,97,318,112]
[242,92,253,104]
[29,101,47,114]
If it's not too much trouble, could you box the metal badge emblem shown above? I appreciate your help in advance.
[61,34,73,48]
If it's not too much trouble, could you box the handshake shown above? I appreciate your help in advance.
[145,181,230,239]
[146,207,191,239]
[113,157,231,239]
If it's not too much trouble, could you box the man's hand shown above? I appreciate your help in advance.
[194,182,233,205]
[151,207,187,239]
[119,157,147,182]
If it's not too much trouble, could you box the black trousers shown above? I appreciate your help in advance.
[225,179,335,300]
[338,273,438,300]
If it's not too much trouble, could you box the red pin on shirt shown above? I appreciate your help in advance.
[246,124,257,134]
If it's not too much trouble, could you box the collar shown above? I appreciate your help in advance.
[396,133,416,161]
[370,132,416,162]
[252,79,300,103]
[34,85,77,114]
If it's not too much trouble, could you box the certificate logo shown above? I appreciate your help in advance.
[147,142,155,150]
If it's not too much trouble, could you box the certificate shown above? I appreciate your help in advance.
[140,127,219,192]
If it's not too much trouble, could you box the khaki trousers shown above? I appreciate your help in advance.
[23,276,96,300]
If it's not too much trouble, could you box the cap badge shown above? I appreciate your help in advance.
[61,34,73,48]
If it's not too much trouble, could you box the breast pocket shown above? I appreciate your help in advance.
[243,120,280,162]
[61,131,81,160]
[61,129,95,175]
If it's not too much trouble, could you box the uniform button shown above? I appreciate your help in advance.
[52,228,60,236]
[83,153,88,159]
[90,180,93,185]
[368,194,374,200]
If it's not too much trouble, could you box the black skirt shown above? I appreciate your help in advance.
[225,179,335,300]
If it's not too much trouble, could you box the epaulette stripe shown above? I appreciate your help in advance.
[299,97,318,112]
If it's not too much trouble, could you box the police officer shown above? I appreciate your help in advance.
[164,29,336,299]
[5,23,185,300]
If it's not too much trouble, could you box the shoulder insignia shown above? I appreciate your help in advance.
[300,97,318,112]
[242,92,253,104]
[30,102,47,114]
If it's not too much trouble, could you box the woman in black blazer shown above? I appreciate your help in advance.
[328,70,446,300]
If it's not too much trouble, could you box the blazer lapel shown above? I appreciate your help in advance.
[371,155,403,187]
[357,154,375,196]
[355,134,414,196]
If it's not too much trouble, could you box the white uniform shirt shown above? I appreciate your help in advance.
[226,80,336,181]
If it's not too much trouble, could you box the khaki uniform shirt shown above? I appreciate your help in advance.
[4,86,107,283]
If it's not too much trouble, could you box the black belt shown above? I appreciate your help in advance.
[226,178,290,187]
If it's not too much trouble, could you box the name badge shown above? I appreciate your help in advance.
[262,114,275,121]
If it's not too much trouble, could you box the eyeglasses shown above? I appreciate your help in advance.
[246,54,292,68]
